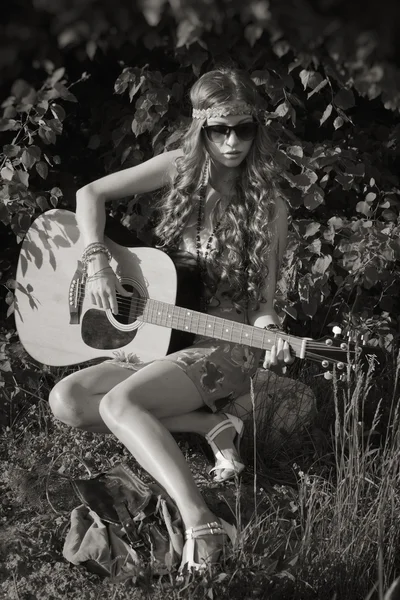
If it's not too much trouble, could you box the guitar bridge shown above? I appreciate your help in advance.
[69,261,85,324]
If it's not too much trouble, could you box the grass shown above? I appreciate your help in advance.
[1,337,400,600]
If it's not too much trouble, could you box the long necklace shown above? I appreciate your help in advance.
[196,188,222,268]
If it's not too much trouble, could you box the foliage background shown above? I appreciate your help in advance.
[2,2,400,598]
[2,0,400,346]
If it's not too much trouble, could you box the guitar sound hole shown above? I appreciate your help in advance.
[113,284,143,325]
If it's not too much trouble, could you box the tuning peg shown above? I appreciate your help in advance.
[337,362,345,370]
[332,326,342,337]
[324,371,333,380]
[321,360,329,369]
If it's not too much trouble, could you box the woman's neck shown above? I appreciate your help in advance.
[208,161,239,193]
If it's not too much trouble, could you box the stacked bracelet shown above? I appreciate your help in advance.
[82,242,112,272]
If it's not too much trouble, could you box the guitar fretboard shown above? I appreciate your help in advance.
[138,298,305,357]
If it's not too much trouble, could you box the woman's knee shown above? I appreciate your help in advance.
[99,389,143,426]
[48,379,89,428]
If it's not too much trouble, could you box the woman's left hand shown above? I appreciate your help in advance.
[263,337,295,375]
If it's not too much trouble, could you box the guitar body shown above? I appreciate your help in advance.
[14,209,176,366]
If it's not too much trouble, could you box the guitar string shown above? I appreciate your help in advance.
[70,282,357,356]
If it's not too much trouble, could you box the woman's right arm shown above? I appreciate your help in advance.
[76,148,182,313]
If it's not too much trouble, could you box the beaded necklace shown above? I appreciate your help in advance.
[195,185,222,277]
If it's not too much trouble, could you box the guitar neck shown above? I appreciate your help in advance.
[139,299,308,358]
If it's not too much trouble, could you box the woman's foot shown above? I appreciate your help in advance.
[204,413,245,483]
[179,517,237,574]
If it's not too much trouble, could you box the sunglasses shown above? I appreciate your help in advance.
[202,122,258,143]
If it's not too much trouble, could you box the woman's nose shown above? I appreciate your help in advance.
[226,130,240,146]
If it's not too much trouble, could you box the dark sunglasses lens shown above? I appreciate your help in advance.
[236,123,258,140]
[205,126,228,143]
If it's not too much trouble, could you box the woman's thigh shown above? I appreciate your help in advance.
[100,360,205,422]
[49,361,136,428]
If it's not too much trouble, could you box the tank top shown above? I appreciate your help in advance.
[177,183,247,324]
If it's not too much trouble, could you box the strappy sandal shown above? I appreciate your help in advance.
[205,413,245,482]
[179,518,237,574]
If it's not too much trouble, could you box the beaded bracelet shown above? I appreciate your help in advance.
[82,243,112,272]
[263,324,284,332]
[82,242,112,260]
[86,266,114,282]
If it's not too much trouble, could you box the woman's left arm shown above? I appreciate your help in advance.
[247,195,288,329]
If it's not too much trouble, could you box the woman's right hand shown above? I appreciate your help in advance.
[86,254,132,314]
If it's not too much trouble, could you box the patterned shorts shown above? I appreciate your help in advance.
[106,337,263,413]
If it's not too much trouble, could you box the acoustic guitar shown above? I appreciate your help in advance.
[14,209,381,374]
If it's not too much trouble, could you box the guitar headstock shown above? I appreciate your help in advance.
[307,326,384,379]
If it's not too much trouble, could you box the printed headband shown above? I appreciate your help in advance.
[192,103,257,120]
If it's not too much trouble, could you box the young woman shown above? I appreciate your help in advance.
[49,67,292,571]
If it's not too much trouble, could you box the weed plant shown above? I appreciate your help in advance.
[1,348,400,599]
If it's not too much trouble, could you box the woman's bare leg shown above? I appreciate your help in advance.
[49,362,240,462]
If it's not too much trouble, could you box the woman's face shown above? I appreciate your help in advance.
[203,114,255,169]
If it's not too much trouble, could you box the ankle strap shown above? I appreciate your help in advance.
[185,521,225,540]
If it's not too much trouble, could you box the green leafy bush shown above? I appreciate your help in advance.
[1,0,400,359]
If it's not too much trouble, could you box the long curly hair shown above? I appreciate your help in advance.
[154,67,284,311]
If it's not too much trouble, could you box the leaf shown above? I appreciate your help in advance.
[129,76,146,102]
[287,145,303,158]
[273,40,290,58]
[356,201,371,216]
[86,40,97,60]
[11,79,32,99]
[53,83,77,102]
[0,118,17,131]
[291,171,318,191]
[244,24,263,47]
[312,255,332,276]
[307,78,328,99]
[365,192,377,202]
[1,166,14,180]
[114,69,132,95]
[176,19,201,48]
[304,222,321,238]
[36,195,50,211]
[21,146,41,169]
[299,70,323,90]
[50,103,66,121]
[304,185,324,210]
[328,216,344,229]
[139,0,167,26]
[50,187,63,197]
[275,102,289,117]
[333,116,344,129]
[50,67,65,85]
[251,70,270,87]
[283,305,297,320]
[36,161,48,179]
[38,126,56,145]
[334,89,355,110]
[15,170,29,187]
[3,144,20,158]
[320,103,333,125]
[333,89,356,110]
